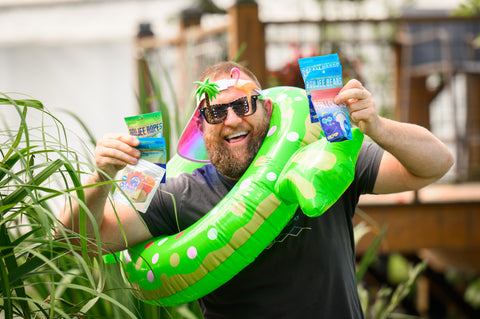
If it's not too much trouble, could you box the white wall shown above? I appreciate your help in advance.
[0,0,190,150]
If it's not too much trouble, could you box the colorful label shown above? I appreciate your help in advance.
[304,67,343,91]
[125,111,163,138]
[118,167,156,202]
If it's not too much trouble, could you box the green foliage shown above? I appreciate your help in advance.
[453,0,480,16]
[356,223,387,283]
[354,221,427,319]
[465,277,480,309]
[387,253,411,285]
[372,261,427,319]
[0,92,205,318]
[454,0,480,47]
[0,94,138,318]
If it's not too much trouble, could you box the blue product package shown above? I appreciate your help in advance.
[298,54,352,142]
[136,137,167,183]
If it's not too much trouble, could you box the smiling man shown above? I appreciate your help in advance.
[61,61,453,318]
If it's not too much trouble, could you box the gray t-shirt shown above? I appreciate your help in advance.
[143,142,384,319]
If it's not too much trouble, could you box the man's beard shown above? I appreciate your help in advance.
[205,115,270,180]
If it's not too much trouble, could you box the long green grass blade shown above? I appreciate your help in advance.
[232,42,247,62]
[0,147,35,182]
[7,245,67,286]
[1,159,64,207]
[0,101,28,168]
[56,282,138,318]
[62,161,101,265]
[0,97,43,109]
[356,226,387,283]
[0,239,13,318]
[0,91,149,317]
[0,221,32,318]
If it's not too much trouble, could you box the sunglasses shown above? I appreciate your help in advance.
[199,95,262,125]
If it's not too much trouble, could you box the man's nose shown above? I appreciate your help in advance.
[223,107,242,126]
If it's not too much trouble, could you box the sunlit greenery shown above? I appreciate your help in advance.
[0,94,202,318]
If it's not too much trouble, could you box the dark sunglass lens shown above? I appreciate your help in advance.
[209,105,228,124]
[232,97,250,117]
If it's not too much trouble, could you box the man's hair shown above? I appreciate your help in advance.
[199,61,262,90]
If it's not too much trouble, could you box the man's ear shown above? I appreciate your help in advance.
[264,98,273,116]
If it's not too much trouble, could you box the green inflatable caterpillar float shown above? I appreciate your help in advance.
[109,86,363,306]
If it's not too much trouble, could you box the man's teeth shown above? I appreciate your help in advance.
[226,132,247,141]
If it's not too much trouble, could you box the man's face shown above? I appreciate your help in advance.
[198,73,272,180]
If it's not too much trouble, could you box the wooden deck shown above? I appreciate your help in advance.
[355,182,480,272]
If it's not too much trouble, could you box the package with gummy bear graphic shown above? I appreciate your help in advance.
[298,54,352,142]
[113,159,165,213]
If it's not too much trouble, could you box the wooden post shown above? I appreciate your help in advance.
[394,35,434,129]
[404,75,433,130]
[227,0,267,88]
[466,73,480,180]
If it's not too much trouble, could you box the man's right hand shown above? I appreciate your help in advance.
[94,133,141,179]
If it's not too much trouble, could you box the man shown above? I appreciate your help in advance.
[61,61,453,318]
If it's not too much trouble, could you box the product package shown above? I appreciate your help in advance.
[298,54,352,142]
[113,159,165,213]
[124,111,166,183]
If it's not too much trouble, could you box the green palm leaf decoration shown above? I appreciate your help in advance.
[194,78,220,121]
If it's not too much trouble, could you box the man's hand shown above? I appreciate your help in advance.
[334,79,382,139]
[94,133,140,179]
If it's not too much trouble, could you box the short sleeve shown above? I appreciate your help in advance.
[354,142,384,195]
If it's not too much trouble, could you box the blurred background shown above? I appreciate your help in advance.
[1,0,479,318]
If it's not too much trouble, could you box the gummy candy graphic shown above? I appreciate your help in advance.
[321,112,344,141]
[119,168,156,202]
